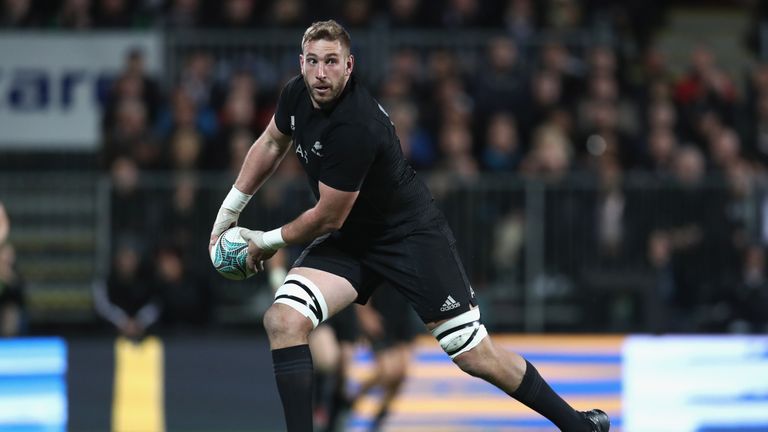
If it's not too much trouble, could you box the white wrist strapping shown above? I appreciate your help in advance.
[262,228,287,250]
[222,185,252,213]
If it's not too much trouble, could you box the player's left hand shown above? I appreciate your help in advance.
[241,229,278,273]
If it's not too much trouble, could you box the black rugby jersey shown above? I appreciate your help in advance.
[274,74,437,237]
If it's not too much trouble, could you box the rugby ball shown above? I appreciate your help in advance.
[210,227,254,280]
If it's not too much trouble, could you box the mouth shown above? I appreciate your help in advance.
[314,84,332,96]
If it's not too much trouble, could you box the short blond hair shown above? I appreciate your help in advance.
[301,20,351,54]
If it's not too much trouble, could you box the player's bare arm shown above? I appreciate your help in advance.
[244,182,358,272]
[233,116,293,194]
[209,116,292,251]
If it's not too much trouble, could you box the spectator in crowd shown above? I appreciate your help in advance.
[340,0,374,28]
[206,0,259,28]
[103,97,161,169]
[434,123,478,179]
[675,45,738,139]
[268,0,307,27]
[743,91,768,167]
[93,238,161,340]
[154,86,218,143]
[51,0,92,29]
[93,0,135,28]
[502,0,537,46]
[433,0,494,28]
[473,36,529,120]
[517,70,563,144]
[0,203,8,245]
[646,146,718,332]
[0,0,38,27]
[162,0,202,29]
[167,127,205,171]
[706,128,742,177]
[542,0,582,31]
[646,100,677,133]
[643,127,678,176]
[521,124,573,181]
[178,51,217,110]
[208,71,265,169]
[729,244,768,333]
[538,39,586,105]
[385,0,425,28]
[110,157,162,241]
[387,100,435,169]
[103,49,163,133]
[225,128,256,176]
[0,212,25,337]
[481,112,523,172]
[153,243,212,327]
[160,174,207,259]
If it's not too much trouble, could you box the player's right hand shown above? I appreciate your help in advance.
[209,186,253,252]
[209,207,239,252]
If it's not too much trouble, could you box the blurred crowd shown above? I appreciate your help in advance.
[3,0,768,335]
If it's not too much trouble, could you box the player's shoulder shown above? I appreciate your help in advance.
[332,78,389,133]
[280,74,307,103]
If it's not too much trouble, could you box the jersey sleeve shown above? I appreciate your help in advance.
[274,75,303,136]
[318,123,377,192]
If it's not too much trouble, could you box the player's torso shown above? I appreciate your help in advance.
[286,76,436,234]
[290,104,330,187]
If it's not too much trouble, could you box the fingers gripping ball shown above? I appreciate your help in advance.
[210,227,255,280]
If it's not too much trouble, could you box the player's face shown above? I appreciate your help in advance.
[300,39,354,108]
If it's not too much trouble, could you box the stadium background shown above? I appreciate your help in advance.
[0,0,767,431]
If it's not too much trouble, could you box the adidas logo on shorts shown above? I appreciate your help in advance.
[440,295,460,312]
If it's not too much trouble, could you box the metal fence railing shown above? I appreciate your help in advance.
[163,27,612,90]
[2,172,764,333]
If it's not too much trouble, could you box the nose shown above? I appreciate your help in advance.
[316,62,326,80]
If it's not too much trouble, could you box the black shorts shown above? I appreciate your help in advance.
[326,305,359,343]
[293,214,476,323]
[369,287,418,351]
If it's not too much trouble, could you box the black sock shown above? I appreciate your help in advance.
[510,360,588,432]
[313,370,330,410]
[369,407,389,431]
[272,345,314,432]
[323,384,351,432]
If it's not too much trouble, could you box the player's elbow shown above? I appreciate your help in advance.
[319,216,344,232]
[310,206,348,233]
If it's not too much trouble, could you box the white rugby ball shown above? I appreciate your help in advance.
[210,227,254,280]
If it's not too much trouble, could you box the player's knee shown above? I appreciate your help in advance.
[383,369,407,389]
[430,308,489,359]
[263,303,313,341]
[452,347,489,379]
[379,365,404,387]
[272,274,329,329]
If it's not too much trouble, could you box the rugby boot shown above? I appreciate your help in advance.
[581,409,610,432]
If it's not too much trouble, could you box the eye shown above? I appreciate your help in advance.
[307,58,317,65]
[327,59,337,65]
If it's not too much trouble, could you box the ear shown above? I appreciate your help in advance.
[299,54,305,73]
[346,54,355,77]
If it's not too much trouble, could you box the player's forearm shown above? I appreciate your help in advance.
[234,134,289,194]
[280,207,344,245]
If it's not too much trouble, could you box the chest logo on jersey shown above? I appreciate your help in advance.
[311,141,323,157]
[290,116,295,131]
[296,143,308,163]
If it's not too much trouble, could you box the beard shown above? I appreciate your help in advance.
[303,77,344,108]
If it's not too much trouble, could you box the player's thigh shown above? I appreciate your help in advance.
[379,220,476,325]
[290,267,358,318]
